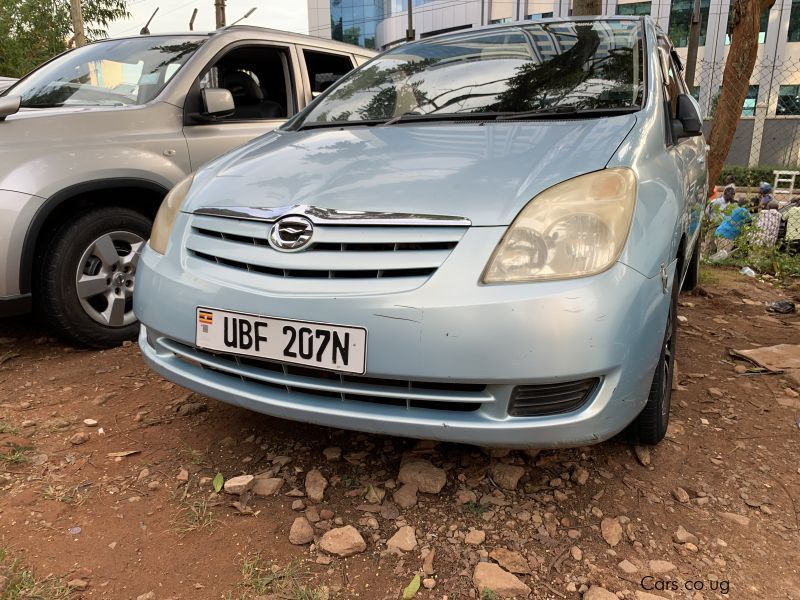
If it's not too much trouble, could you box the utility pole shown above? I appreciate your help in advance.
[70,0,86,46]
[215,0,227,28]
[685,0,702,89]
[406,0,415,41]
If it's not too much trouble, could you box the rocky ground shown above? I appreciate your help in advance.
[1,267,799,600]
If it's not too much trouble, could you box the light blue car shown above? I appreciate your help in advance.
[135,16,707,448]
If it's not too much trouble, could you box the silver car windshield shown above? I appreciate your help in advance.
[11,36,205,108]
[299,20,644,126]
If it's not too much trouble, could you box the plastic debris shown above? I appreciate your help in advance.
[709,249,729,262]
[739,266,756,277]
[767,300,796,314]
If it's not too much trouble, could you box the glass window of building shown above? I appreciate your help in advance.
[616,2,651,16]
[489,0,513,24]
[668,0,710,47]
[741,85,758,116]
[789,0,800,41]
[777,85,800,114]
[526,12,554,19]
[330,0,383,49]
[725,6,769,44]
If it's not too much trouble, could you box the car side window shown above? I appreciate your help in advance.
[196,45,295,121]
[302,49,354,96]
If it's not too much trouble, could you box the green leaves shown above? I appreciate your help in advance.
[402,574,420,599]
[212,472,224,493]
[0,0,131,77]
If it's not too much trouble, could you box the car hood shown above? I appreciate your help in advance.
[187,115,637,226]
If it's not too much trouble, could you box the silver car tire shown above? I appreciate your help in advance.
[35,206,153,348]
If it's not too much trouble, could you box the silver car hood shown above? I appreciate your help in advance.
[187,115,637,227]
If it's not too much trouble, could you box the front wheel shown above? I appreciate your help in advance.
[36,207,152,348]
[627,269,679,444]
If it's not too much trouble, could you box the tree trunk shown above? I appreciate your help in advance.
[706,0,775,188]
[573,0,602,16]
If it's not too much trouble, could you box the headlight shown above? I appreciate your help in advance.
[149,174,194,255]
[482,168,636,283]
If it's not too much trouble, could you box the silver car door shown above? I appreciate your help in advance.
[182,42,301,170]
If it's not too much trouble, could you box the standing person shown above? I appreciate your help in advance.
[714,197,751,253]
[758,182,774,207]
[754,200,781,246]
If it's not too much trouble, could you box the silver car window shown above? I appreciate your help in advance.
[11,36,204,108]
[301,20,644,124]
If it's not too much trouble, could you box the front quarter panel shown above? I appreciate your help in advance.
[611,22,689,279]
[0,103,191,198]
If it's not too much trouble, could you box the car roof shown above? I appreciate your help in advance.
[106,26,375,56]
[416,15,647,43]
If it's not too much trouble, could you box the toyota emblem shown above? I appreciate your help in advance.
[269,215,314,251]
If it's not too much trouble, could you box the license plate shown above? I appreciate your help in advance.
[195,307,367,374]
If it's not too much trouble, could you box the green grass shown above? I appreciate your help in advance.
[41,484,90,506]
[481,590,498,600]
[0,548,70,600]
[698,264,722,285]
[231,555,327,600]
[463,501,488,517]
[341,465,362,488]
[0,445,31,465]
[173,498,216,535]
[0,421,18,435]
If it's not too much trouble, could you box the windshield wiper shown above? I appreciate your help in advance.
[296,111,504,130]
[496,106,640,120]
[381,111,504,125]
[295,118,388,131]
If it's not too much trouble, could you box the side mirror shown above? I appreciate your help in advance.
[0,95,21,120]
[672,93,703,139]
[200,87,235,119]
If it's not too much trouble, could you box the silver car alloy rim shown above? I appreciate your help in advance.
[75,231,144,327]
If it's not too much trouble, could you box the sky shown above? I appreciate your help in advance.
[107,0,309,38]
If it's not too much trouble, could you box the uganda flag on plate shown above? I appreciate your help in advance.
[198,309,213,333]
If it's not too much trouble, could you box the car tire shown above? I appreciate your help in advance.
[627,267,679,445]
[36,206,152,349]
[681,236,701,292]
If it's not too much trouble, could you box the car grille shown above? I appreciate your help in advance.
[186,214,465,282]
[508,379,600,416]
[158,337,489,413]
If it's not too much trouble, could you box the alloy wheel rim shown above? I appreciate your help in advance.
[74,231,144,328]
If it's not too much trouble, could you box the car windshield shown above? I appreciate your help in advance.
[299,19,644,126]
[9,36,205,108]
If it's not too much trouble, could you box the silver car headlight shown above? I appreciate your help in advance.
[149,174,194,255]
[482,168,636,283]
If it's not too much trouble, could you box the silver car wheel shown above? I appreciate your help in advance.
[74,231,144,327]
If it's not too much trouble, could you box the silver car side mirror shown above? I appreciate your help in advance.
[0,95,21,120]
[201,88,235,118]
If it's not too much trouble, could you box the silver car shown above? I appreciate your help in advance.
[0,27,373,346]
[135,17,707,447]
[0,78,17,93]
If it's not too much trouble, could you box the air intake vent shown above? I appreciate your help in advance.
[508,378,599,417]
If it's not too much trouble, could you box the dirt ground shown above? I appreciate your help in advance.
[1,266,800,600]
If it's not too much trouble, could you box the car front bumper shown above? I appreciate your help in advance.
[135,231,673,448]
